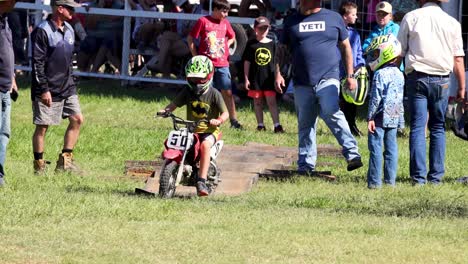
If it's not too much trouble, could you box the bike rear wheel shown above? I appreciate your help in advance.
[158,160,179,198]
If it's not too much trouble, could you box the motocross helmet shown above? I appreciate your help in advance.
[365,34,402,72]
[185,55,214,95]
[341,66,369,106]
[448,101,468,141]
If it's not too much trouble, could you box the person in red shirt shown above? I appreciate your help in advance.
[187,0,242,129]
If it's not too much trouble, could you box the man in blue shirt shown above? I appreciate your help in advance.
[275,0,363,173]
[31,0,83,174]
[0,0,18,187]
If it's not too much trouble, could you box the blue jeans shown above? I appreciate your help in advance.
[0,91,11,177]
[213,66,231,91]
[294,79,360,171]
[367,127,398,188]
[406,72,450,184]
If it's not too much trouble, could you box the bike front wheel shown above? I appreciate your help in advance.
[158,160,179,198]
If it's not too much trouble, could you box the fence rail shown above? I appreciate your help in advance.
[14,1,255,85]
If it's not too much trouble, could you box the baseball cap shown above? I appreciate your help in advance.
[51,0,81,8]
[254,16,270,28]
[375,1,392,14]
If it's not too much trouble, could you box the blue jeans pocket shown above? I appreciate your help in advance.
[437,80,450,100]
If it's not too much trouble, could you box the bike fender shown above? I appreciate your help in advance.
[162,149,183,163]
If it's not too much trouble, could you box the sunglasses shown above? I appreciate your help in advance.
[61,5,75,12]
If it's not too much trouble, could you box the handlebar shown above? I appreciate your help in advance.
[156,111,209,132]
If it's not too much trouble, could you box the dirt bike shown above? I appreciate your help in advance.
[157,112,223,198]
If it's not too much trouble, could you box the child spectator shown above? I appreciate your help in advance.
[242,16,283,133]
[366,34,404,189]
[339,1,366,137]
[362,1,399,53]
[158,55,229,196]
[187,0,243,129]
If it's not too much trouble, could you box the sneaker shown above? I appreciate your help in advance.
[33,159,50,175]
[0,176,4,187]
[274,125,285,133]
[196,181,210,196]
[347,157,363,171]
[257,125,266,131]
[55,153,82,174]
[230,120,243,129]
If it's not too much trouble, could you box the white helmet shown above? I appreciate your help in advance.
[341,66,369,106]
[449,102,468,140]
[365,34,402,72]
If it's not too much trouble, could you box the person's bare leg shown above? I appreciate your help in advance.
[63,114,84,150]
[106,50,121,74]
[198,140,213,180]
[253,97,264,126]
[150,31,172,73]
[265,95,280,125]
[91,46,108,72]
[221,89,237,122]
[32,125,48,153]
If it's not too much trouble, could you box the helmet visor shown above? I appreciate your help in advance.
[187,76,210,85]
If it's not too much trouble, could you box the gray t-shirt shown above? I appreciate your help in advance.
[282,8,348,87]
[0,16,14,93]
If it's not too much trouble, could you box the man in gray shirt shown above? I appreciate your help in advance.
[0,0,19,187]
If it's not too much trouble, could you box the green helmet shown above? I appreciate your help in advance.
[365,34,402,71]
[341,66,369,106]
[185,55,214,95]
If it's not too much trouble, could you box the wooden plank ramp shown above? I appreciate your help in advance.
[130,142,341,197]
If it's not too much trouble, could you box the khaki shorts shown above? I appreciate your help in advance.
[32,95,81,125]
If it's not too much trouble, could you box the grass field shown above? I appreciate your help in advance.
[0,78,467,263]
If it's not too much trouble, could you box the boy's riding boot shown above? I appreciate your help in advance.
[55,153,82,174]
[33,159,47,175]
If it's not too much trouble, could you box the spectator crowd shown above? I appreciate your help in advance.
[1,0,467,190]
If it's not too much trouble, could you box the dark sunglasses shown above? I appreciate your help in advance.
[61,5,75,12]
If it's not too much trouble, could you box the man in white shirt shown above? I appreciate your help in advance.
[397,0,466,185]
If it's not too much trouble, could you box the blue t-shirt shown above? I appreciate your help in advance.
[281,9,348,87]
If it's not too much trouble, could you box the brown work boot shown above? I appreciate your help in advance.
[33,159,48,175]
[55,152,82,174]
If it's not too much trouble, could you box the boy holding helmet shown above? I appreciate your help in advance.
[339,1,367,137]
[158,55,229,196]
[365,34,404,189]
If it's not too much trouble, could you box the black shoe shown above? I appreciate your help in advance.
[350,125,363,137]
[257,125,266,131]
[230,120,243,129]
[347,157,363,171]
[196,181,210,196]
[274,125,285,133]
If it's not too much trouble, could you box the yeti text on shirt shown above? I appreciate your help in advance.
[281,9,348,87]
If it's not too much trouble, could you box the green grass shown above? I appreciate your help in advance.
[0,78,467,263]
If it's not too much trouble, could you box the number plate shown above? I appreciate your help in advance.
[167,131,190,150]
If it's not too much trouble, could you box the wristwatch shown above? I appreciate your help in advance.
[347,74,354,79]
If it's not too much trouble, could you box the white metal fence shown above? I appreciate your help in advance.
[14,1,254,85]
[13,0,467,88]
